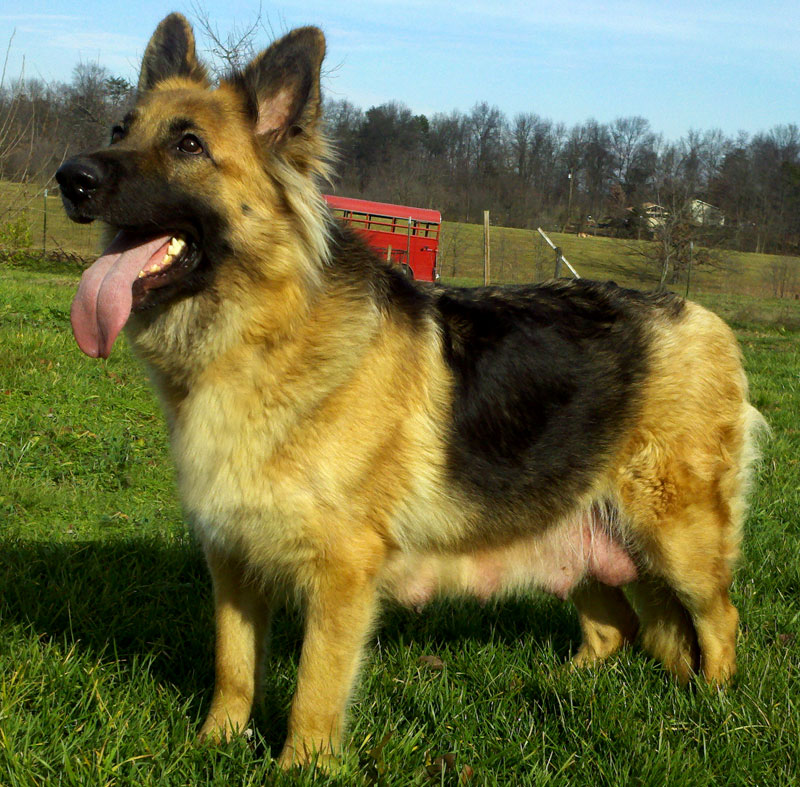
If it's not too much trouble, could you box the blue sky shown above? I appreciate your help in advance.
[1,0,798,139]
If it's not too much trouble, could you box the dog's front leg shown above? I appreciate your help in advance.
[199,545,273,743]
[278,536,385,769]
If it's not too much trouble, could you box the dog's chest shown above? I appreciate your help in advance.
[168,378,322,556]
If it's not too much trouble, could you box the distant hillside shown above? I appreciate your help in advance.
[438,221,799,299]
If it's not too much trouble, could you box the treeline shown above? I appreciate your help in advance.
[2,62,799,255]
[0,63,135,185]
[325,99,800,255]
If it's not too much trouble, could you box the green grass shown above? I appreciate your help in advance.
[1,263,799,785]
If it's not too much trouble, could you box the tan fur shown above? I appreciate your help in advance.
[81,17,767,769]
[610,303,765,682]
[571,581,639,665]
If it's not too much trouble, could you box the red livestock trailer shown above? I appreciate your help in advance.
[324,195,441,283]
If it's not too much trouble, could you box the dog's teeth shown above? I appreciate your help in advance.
[139,236,188,278]
[168,236,186,255]
[162,237,186,264]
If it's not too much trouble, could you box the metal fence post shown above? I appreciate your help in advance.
[537,227,580,279]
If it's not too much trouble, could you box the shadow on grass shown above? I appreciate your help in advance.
[0,537,211,680]
[0,536,579,744]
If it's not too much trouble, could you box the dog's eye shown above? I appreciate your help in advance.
[110,125,125,144]
[177,134,203,155]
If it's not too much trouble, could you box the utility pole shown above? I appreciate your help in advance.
[562,170,573,232]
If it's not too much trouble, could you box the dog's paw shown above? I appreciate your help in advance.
[198,714,252,745]
[570,645,604,669]
[277,743,342,772]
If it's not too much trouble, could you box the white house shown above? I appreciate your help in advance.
[689,199,725,227]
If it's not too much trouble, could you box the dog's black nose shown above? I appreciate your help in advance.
[55,157,104,205]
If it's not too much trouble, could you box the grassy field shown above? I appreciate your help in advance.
[1,261,799,785]
[437,221,796,297]
[2,179,799,300]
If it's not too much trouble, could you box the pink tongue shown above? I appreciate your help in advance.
[71,231,172,358]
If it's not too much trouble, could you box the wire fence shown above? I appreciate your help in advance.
[1,183,563,281]
[1,181,797,299]
[1,183,102,263]
[437,220,561,286]
[436,214,800,298]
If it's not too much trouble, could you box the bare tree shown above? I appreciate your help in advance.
[609,115,657,203]
[191,1,264,77]
[764,256,799,298]
[469,102,504,181]
[511,113,536,183]
[0,35,65,250]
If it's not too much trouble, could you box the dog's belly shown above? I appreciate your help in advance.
[381,510,638,606]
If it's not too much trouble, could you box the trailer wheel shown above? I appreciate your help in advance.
[400,264,414,279]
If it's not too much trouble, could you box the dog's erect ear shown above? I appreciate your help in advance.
[138,13,208,92]
[232,27,325,151]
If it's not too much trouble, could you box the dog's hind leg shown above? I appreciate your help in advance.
[623,453,745,685]
[570,580,639,667]
[641,512,740,685]
[278,531,386,770]
[199,546,274,742]
[660,414,759,685]
[626,578,699,684]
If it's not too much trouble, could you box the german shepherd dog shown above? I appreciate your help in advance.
[56,13,765,769]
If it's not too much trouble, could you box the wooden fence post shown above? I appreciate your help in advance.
[483,210,490,285]
[42,189,48,258]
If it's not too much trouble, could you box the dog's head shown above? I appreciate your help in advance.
[57,14,329,358]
